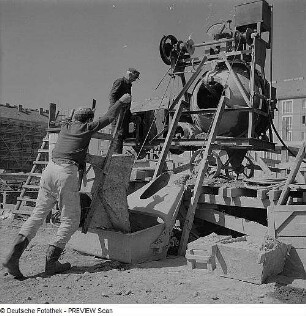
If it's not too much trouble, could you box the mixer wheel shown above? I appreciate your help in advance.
[190,149,222,179]
[159,35,178,65]
[221,154,255,179]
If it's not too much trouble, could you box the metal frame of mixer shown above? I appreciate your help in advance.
[125,0,277,179]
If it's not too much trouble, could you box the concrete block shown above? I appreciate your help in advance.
[186,233,232,271]
[282,247,306,279]
[214,238,291,284]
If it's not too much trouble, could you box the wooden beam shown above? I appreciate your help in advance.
[168,55,207,112]
[178,96,226,255]
[277,142,306,205]
[92,99,96,110]
[198,195,274,209]
[222,55,251,107]
[153,56,208,179]
[196,208,267,237]
[48,103,57,128]
[153,100,186,179]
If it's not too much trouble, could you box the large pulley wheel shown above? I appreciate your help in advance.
[159,35,178,65]
[190,149,222,179]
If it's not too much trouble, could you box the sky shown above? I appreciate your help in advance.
[0,0,305,117]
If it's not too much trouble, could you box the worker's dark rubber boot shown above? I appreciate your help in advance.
[2,234,29,279]
[45,245,71,276]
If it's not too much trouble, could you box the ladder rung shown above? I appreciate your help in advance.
[17,197,37,203]
[22,184,40,189]
[33,161,48,165]
[13,209,33,216]
[28,173,42,177]
[38,149,49,153]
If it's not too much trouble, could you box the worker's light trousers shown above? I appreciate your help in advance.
[19,161,81,249]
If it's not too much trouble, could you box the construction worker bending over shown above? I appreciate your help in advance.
[109,67,140,154]
[3,93,131,279]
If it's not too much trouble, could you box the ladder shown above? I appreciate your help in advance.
[14,136,50,216]
[178,96,226,255]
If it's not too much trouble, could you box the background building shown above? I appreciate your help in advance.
[273,77,306,144]
[0,103,49,172]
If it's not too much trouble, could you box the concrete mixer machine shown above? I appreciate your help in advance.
[128,0,277,179]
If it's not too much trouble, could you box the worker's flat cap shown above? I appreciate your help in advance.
[128,68,140,78]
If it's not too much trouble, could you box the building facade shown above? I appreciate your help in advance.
[273,78,306,143]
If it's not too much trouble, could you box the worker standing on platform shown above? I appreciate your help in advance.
[3,94,131,279]
[109,67,140,154]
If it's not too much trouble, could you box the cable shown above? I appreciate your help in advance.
[269,114,306,163]
[134,76,173,160]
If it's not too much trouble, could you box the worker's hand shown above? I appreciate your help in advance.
[119,94,131,104]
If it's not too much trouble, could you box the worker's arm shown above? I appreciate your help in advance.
[109,78,124,106]
[90,94,131,132]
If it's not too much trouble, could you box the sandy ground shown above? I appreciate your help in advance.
[1,218,306,306]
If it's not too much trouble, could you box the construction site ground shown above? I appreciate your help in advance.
[1,218,306,305]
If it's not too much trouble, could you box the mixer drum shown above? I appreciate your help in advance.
[190,62,269,137]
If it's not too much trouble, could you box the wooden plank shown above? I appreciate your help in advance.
[270,205,306,212]
[28,173,42,177]
[268,205,306,238]
[267,205,276,238]
[278,142,306,205]
[195,207,267,237]
[257,189,269,200]
[218,187,257,198]
[178,97,226,255]
[256,156,273,176]
[153,101,186,179]
[222,55,251,107]
[48,103,57,127]
[198,194,274,209]
[289,184,306,190]
[275,212,306,237]
[277,237,306,249]
[17,197,37,203]
[33,161,48,165]
[13,207,33,215]
[185,253,212,262]
[268,189,282,201]
[22,184,39,190]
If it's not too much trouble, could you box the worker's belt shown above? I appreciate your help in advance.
[52,158,79,168]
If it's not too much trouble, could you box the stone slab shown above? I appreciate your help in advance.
[81,154,134,233]
[214,239,291,284]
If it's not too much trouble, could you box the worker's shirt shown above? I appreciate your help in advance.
[52,102,122,166]
[109,77,132,107]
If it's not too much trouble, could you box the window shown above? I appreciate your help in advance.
[282,116,292,141]
[302,132,306,141]
[302,99,306,110]
[282,100,293,114]
[302,115,306,125]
